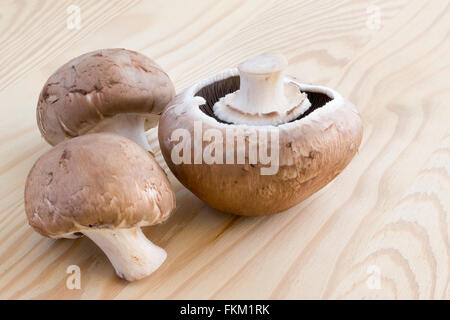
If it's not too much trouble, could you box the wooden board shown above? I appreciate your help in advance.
[0,0,449,299]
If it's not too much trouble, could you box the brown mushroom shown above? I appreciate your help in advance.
[158,54,363,215]
[36,48,175,153]
[24,133,175,281]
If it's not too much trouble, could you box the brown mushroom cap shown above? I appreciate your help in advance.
[25,133,175,238]
[37,48,175,145]
[158,69,363,215]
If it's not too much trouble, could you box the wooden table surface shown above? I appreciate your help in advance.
[0,0,449,300]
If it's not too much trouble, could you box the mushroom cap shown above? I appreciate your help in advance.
[24,133,176,238]
[37,48,175,145]
[158,69,363,215]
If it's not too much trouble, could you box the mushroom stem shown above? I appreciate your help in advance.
[90,114,153,153]
[83,227,166,281]
[212,54,309,125]
[235,53,288,114]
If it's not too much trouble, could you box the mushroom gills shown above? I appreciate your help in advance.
[83,227,167,281]
[196,76,332,124]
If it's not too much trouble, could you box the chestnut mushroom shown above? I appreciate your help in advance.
[24,133,176,281]
[158,54,363,216]
[36,48,175,153]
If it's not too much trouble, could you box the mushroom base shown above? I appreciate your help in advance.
[83,227,166,281]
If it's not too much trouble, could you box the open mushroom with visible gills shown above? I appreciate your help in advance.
[158,53,363,216]
[36,48,175,153]
[24,133,176,281]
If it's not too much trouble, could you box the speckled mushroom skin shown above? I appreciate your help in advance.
[37,48,175,145]
[158,70,363,216]
[24,133,175,238]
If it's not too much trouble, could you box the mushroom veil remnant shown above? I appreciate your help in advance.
[36,48,175,153]
[24,133,176,281]
[159,53,363,216]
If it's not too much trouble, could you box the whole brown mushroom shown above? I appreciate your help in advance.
[24,133,176,281]
[36,48,175,153]
[158,54,363,216]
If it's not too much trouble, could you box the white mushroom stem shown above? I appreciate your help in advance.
[213,53,310,125]
[83,227,167,281]
[234,53,289,114]
[89,114,153,153]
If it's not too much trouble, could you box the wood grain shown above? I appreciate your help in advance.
[0,0,449,299]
